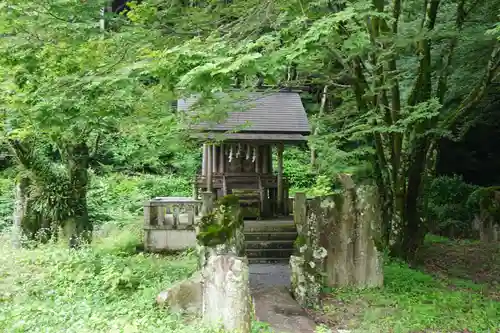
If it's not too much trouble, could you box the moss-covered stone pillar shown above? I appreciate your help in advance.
[290,195,327,308]
[197,194,245,269]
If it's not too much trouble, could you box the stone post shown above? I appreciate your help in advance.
[202,254,251,333]
[290,196,327,308]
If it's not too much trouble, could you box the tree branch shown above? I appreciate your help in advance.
[443,41,500,131]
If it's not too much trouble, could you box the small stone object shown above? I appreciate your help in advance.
[156,272,202,315]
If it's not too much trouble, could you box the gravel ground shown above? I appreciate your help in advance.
[249,263,291,290]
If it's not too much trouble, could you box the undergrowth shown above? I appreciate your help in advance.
[317,253,500,333]
[0,225,203,332]
[0,223,276,333]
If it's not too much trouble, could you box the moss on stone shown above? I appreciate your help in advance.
[196,195,243,248]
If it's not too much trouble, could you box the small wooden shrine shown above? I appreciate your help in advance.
[179,91,310,219]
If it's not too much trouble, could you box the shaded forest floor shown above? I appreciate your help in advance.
[309,235,500,333]
[418,235,500,299]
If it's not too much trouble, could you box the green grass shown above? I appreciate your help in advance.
[318,258,499,333]
[0,224,209,333]
[0,223,277,333]
[1,226,499,333]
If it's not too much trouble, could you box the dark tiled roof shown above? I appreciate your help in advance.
[178,92,311,135]
[191,132,307,143]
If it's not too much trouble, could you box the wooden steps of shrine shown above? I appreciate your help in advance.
[244,219,297,264]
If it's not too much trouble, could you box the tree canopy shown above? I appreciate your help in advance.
[1,0,499,258]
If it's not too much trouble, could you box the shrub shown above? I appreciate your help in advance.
[87,173,192,227]
[425,175,479,238]
[282,148,315,192]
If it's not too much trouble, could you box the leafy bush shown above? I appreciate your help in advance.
[425,175,479,238]
[282,148,315,193]
[0,226,198,332]
[87,173,192,227]
[307,175,336,197]
[0,171,192,232]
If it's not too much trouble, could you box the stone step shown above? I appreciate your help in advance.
[248,257,290,264]
[245,240,294,250]
[244,222,297,233]
[244,231,298,242]
[246,248,294,259]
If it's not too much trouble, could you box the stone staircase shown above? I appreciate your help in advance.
[244,220,297,264]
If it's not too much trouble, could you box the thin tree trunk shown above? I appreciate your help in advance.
[311,85,328,168]
[12,176,29,248]
[64,142,91,248]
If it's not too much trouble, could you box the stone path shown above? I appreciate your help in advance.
[249,263,291,289]
[249,263,317,333]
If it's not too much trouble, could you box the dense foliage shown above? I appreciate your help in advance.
[425,175,479,238]
[0,0,499,257]
[0,2,499,332]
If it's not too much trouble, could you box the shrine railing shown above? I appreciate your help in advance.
[143,197,202,230]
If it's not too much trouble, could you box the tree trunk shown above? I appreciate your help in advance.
[64,142,91,248]
[310,85,328,169]
[12,176,29,248]
[394,139,429,262]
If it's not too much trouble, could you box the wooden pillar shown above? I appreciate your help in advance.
[212,144,217,174]
[268,145,273,174]
[277,143,284,215]
[262,146,268,174]
[219,143,225,173]
[202,144,208,176]
[255,145,260,173]
[207,143,213,191]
